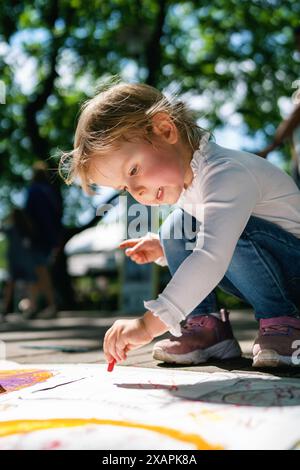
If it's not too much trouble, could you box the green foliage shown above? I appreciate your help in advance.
[0,237,7,269]
[0,0,299,220]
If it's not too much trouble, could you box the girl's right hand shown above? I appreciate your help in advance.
[119,234,164,264]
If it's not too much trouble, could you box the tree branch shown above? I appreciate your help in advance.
[144,0,168,86]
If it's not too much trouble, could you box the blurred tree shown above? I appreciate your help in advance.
[0,0,299,209]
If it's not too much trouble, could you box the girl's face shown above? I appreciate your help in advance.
[88,114,194,206]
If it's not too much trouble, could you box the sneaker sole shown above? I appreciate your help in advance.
[252,349,300,368]
[153,338,242,365]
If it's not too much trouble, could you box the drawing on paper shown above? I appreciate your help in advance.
[0,364,299,450]
[173,377,300,406]
[0,418,220,450]
[0,369,54,395]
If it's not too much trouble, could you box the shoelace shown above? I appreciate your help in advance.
[181,317,207,333]
[262,324,290,336]
[181,310,229,335]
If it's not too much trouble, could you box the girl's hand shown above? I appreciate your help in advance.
[119,234,164,264]
[103,311,169,364]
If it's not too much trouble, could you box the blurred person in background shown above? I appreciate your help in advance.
[0,208,38,319]
[24,161,63,319]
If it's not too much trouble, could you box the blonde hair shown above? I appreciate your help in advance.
[59,77,209,194]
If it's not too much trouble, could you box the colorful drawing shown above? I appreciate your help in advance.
[0,418,220,450]
[0,364,299,450]
[0,369,54,395]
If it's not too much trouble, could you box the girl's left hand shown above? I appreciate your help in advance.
[103,312,169,364]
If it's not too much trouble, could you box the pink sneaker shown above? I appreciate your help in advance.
[152,309,242,365]
[253,316,300,367]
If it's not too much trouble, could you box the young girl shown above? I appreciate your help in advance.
[60,81,300,368]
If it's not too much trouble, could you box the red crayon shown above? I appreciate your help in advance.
[107,359,116,372]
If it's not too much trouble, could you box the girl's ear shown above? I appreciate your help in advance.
[151,112,178,144]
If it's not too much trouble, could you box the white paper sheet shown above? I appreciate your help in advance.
[0,363,300,450]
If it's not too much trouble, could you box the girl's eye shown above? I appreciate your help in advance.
[130,166,138,176]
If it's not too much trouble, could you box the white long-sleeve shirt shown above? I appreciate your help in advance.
[144,135,300,336]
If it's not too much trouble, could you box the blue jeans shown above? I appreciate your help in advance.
[158,208,300,320]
